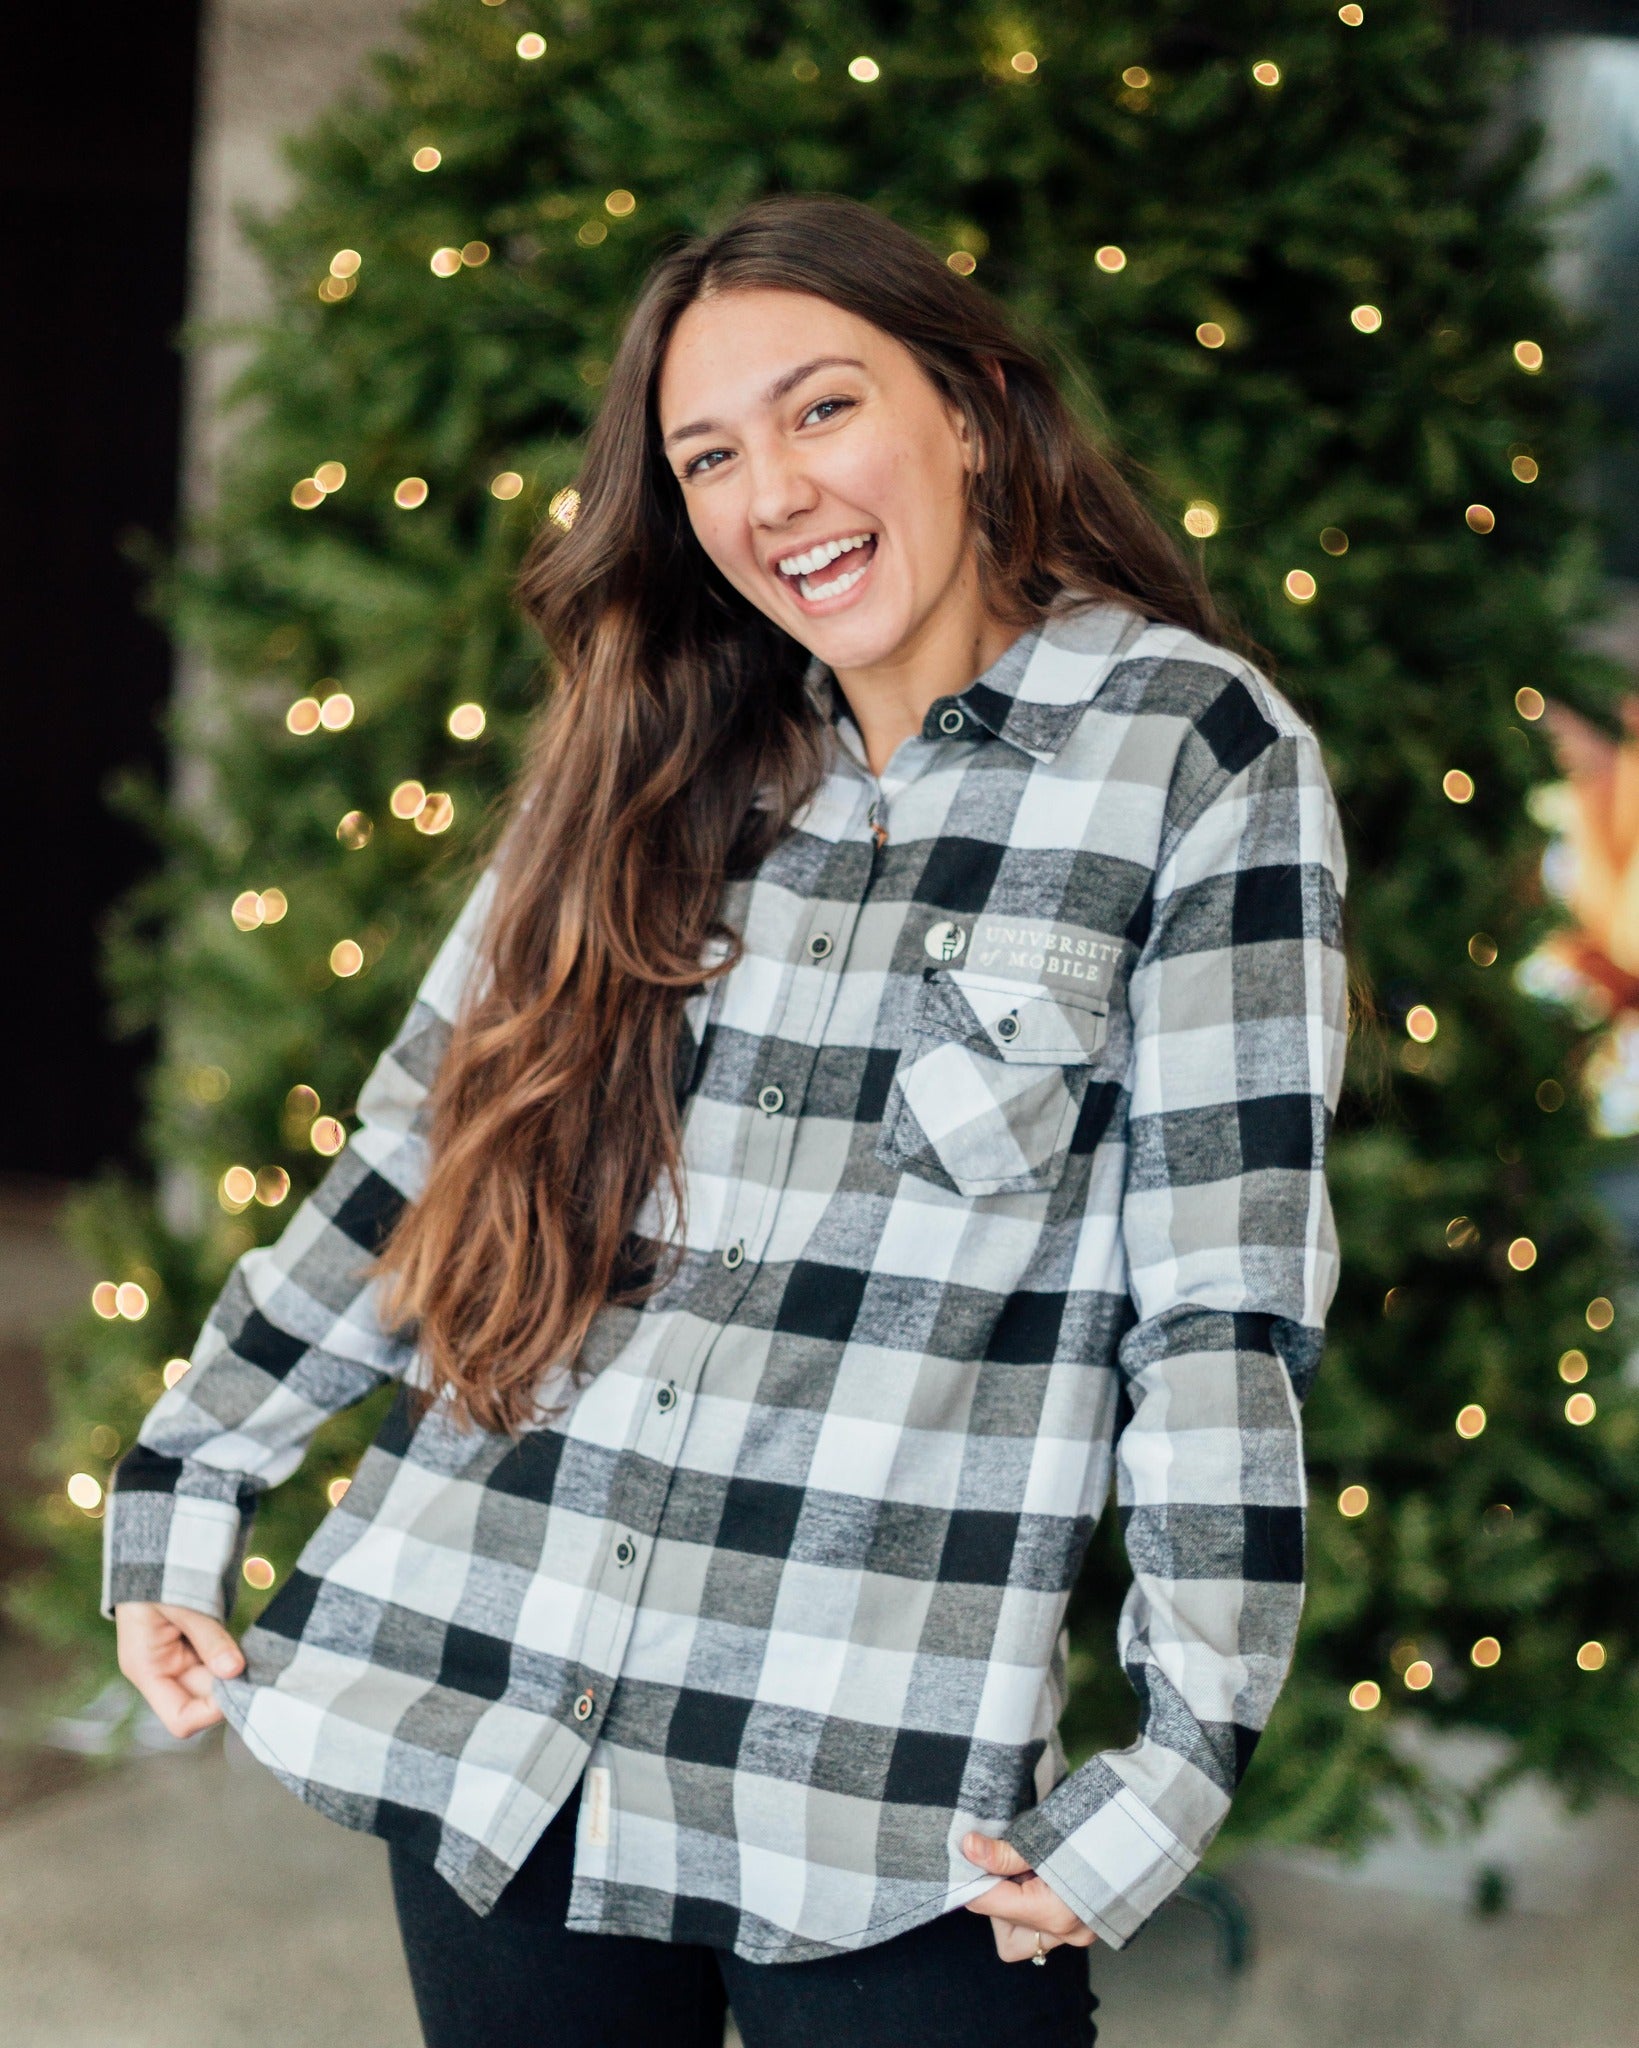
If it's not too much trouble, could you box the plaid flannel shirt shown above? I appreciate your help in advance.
[105,597,1348,1961]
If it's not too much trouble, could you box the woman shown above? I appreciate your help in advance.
[108,194,1348,2046]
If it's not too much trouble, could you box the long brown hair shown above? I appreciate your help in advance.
[374,193,1231,1433]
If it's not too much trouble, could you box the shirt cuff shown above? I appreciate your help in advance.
[1003,1751,1209,1949]
[101,1483,246,1623]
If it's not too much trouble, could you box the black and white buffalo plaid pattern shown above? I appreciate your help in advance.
[105,596,1349,1961]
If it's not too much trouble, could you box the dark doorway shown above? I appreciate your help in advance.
[0,9,201,1179]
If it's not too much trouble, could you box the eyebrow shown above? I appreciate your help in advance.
[661,355,867,450]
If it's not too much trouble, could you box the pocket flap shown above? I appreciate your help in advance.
[918,968,1109,1062]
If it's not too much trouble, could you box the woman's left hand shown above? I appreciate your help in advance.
[961,1832,1099,1963]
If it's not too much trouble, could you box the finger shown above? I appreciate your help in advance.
[964,1875,1080,1937]
[961,1830,1033,1879]
[164,1606,244,1679]
[128,1662,219,1739]
[987,1916,1062,1965]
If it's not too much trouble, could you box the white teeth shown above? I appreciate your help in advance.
[799,560,868,602]
[776,533,873,578]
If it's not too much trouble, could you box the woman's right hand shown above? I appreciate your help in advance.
[115,1601,245,1738]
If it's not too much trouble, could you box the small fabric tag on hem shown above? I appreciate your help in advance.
[584,1764,611,1847]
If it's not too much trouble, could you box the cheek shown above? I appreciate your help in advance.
[684,496,750,582]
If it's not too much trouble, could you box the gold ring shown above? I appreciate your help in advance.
[1032,1932,1047,1966]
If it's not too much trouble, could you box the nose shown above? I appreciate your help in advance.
[745,441,819,536]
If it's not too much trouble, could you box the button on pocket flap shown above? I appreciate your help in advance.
[920,969,1109,1062]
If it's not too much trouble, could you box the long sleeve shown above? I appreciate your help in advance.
[101,868,497,1622]
[1004,708,1349,1946]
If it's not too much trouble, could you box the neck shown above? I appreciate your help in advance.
[829,558,1022,779]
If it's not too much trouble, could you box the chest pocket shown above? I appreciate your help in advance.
[876,968,1110,1198]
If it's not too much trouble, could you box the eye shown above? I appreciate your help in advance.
[801,396,855,427]
[680,447,732,479]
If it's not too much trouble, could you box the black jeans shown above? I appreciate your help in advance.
[389,1782,1099,2048]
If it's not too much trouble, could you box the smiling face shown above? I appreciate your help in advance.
[656,288,982,674]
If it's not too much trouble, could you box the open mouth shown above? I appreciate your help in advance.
[773,532,878,609]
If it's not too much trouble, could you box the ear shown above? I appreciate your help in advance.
[985,357,1007,397]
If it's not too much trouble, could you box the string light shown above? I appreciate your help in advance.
[947,251,978,276]
[1251,60,1281,86]
[1319,527,1348,555]
[1577,1641,1606,1671]
[90,1282,119,1319]
[1195,322,1226,349]
[1513,340,1544,373]
[316,692,353,731]
[255,1166,291,1207]
[259,888,288,924]
[1339,3,1365,21]
[162,1358,190,1390]
[1536,1078,1564,1112]
[1455,1403,1487,1438]
[1403,1659,1434,1691]
[314,461,347,493]
[792,57,819,82]
[1466,504,1496,533]
[430,246,463,277]
[318,276,354,304]
[390,779,428,820]
[548,487,580,529]
[1094,245,1127,273]
[220,1165,257,1210]
[89,1424,120,1458]
[311,1116,347,1156]
[1468,934,1498,966]
[1338,1484,1369,1517]
[1348,1680,1381,1711]
[329,250,362,279]
[286,697,322,735]
[412,146,442,172]
[1558,1348,1589,1383]
[1511,454,1539,483]
[515,31,546,58]
[231,890,265,931]
[461,241,491,267]
[491,470,524,499]
[1182,501,1219,538]
[605,189,636,217]
[286,1083,320,1121]
[1442,769,1474,803]
[291,478,326,510]
[1470,1637,1501,1668]
[1350,304,1383,332]
[449,703,487,739]
[848,56,880,81]
[66,1474,103,1513]
[1515,686,1545,720]
[1507,1237,1537,1271]
[243,1557,277,1590]
[330,939,364,978]
[1586,1296,1614,1330]
[577,221,608,247]
[1011,51,1038,73]
[1121,66,1150,88]
[1445,1215,1479,1249]
[337,810,373,850]
[327,1476,352,1507]
[394,477,429,509]
[1405,1004,1437,1041]
[1565,1391,1597,1425]
[1283,569,1317,603]
[416,792,456,835]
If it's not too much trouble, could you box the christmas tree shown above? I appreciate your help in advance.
[20,0,1639,1860]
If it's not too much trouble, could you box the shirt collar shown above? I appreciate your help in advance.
[802,594,1152,765]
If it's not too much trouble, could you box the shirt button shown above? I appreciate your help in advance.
[573,1690,595,1722]
[938,706,966,737]
[614,1537,636,1567]
[722,1240,745,1269]
[996,1012,1021,1042]
[757,1084,785,1115]
[656,1382,677,1411]
[806,932,834,961]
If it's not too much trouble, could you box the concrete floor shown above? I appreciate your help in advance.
[1,1732,1635,2047]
